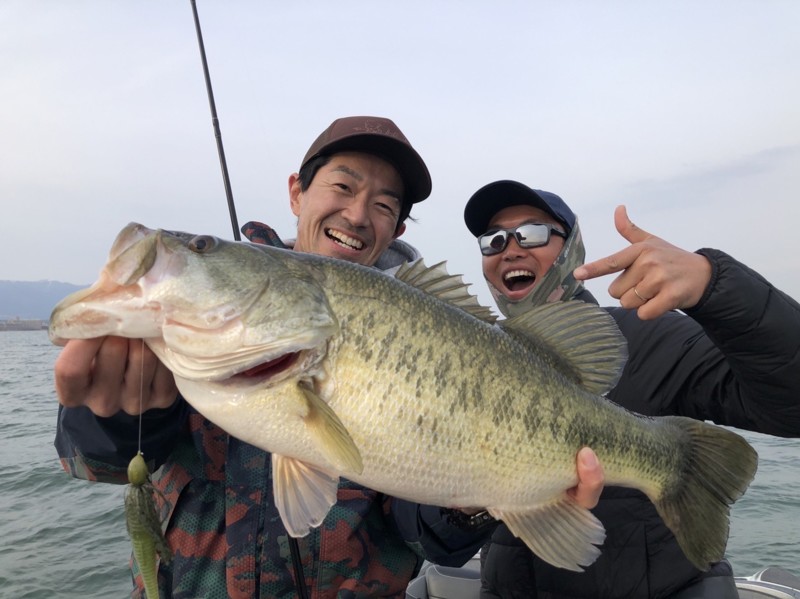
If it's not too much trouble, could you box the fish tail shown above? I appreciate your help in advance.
[651,416,758,571]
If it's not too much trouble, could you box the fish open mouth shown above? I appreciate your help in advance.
[234,351,301,380]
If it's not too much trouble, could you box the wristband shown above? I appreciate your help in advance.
[443,509,496,531]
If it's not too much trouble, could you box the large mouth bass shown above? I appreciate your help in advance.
[50,223,758,572]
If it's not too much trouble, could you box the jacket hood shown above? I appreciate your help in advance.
[282,238,420,271]
[374,238,422,270]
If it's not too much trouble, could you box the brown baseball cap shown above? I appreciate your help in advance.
[300,116,432,204]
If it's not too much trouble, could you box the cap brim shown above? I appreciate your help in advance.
[305,134,432,204]
[464,180,560,236]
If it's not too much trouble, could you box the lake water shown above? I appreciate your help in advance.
[1,331,798,598]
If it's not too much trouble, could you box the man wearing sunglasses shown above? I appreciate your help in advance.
[463,179,800,599]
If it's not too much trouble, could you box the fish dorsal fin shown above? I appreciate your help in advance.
[500,301,627,395]
[392,259,497,323]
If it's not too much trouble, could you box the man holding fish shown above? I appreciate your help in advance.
[56,117,603,598]
[50,116,780,599]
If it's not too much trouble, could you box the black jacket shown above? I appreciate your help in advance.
[480,249,800,599]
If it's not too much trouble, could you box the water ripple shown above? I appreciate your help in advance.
[1,331,798,597]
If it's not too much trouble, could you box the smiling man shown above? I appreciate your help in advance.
[290,153,405,263]
[55,117,502,599]
[464,179,800,598]
[287,116,427,264]
[477,202,569,301]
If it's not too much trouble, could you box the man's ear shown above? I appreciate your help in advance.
[288,173,302,217]
[393,222,406,239]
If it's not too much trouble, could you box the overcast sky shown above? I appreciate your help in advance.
[3,1,799,310]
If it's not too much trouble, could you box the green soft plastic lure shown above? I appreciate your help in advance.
[125,452,172,599]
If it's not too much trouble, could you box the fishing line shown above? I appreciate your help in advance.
[138,338,145,454]
[126,337,172,599]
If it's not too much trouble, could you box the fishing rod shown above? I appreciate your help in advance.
[187,5,311,599]
[189,0,241,241]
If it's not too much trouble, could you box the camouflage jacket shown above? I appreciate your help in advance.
[54,221,487,598]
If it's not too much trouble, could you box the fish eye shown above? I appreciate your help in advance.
[188,235,217,253]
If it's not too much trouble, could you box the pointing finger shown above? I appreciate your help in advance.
[574,206,657,281]
[575,240,642,281]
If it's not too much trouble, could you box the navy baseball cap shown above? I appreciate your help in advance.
[464,180,576,237]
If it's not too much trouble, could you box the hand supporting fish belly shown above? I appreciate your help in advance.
[50,223,758,572]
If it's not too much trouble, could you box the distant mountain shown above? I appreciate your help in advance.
[0,280,87,320]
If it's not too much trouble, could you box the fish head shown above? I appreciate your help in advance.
[49,223,339,381]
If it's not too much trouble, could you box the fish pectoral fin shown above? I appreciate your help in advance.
[298,382,364,475]
[272,453,339,537]
[490,497,606,572]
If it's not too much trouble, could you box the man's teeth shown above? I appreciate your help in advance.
[327,229,363,250]
[504,270,534,281]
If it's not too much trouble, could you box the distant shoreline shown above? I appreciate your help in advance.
[0,280,85,323]
[0,319,48,331]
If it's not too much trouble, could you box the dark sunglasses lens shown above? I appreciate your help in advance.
[516,224,550,247]
[480,231,509,255]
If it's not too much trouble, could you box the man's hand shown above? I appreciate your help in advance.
[568,447,604,509]
[573,205,712,320]
[54,337,178,417]
[455,447,604,521]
